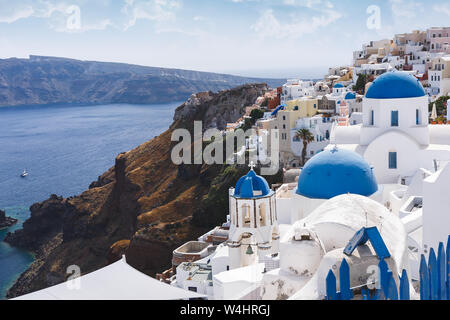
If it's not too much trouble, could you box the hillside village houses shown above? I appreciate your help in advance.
[226,27,450,171]
[280,80,315,104]
[429,56,450,96]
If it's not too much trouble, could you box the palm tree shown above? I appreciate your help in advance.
[295,128,315,166]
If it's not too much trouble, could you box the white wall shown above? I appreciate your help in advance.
[361,96,429,146]
[422,163,450,251]
[364,131,421,183]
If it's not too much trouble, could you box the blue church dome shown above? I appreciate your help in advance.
[234,169,271,198]
[345,92,356,100]
[334,83,344,88]
[296,148,378,199]
[365,72,425,99]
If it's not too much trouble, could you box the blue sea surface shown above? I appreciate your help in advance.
[0,102,180,299]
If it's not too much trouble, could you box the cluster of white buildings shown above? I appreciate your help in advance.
[170,71,450,300]
[255,77,363,168]
[353,28,450,98]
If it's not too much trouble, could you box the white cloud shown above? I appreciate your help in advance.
[390,0,423,20]
[251,7,341,39]
[0,5,34,23]
[122,0,182,30]
[0,1,113,33]
[433,3,450,16]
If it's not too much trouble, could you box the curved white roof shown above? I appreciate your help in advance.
[330,125,361,144]
[290,194,408,275]
[13,257,206,300]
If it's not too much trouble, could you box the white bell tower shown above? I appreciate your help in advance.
[227,163,280,270]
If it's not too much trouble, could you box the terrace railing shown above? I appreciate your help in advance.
[325,235,449,300]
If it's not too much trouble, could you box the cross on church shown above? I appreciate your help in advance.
[331,145,339,153]
[249,161,256,170]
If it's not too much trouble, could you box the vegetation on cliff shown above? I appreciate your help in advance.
[192,165,282,228]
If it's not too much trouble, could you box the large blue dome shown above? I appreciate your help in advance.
[234,170,271,198]
[296,148,378,199]
[365,72,425,99]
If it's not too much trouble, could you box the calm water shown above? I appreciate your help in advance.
[0,102,180,299]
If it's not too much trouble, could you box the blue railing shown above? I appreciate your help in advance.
[325,235,449,300]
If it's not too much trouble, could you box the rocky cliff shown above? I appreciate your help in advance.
[0,56,284,107]
[0,209,17,229]
[4,83,282,298]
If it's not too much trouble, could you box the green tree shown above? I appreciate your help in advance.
[241,117,253,131]
[294,128,315,166]
[353,74,367,94]
[250,108,265,124]
[261,98,269,107]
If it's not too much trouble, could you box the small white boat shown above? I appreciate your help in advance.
[20,170,28,178]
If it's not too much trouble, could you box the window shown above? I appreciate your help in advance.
[283,124,286,129]
[188,287,198,292]
[391,110,399,127]
[283,116,286,121]
[416,109,420,125]
[370,110,374,126]
[259,203,267,226]
[242,204,251,227]
[389,152,397,169]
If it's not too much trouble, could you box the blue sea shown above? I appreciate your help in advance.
[0,102,180,299]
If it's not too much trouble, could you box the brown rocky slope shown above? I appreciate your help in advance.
[4,83,282,298]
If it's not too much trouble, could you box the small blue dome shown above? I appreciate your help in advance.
[297,148,378,199]
[345,92,356,100]
[234,170,271,198]
[366,72,425,99]
[334,83,344,88]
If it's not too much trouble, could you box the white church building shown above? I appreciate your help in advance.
[329,71,450,184]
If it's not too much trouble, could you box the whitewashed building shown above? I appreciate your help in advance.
[281,80,315,104]
[329,71,450,184]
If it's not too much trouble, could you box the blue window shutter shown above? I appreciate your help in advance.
[416,109,420,125]
[389,152,397,169]
[391,111,399,127]
[370,110,374,126]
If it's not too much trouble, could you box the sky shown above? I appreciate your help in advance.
[0,0,450,78]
